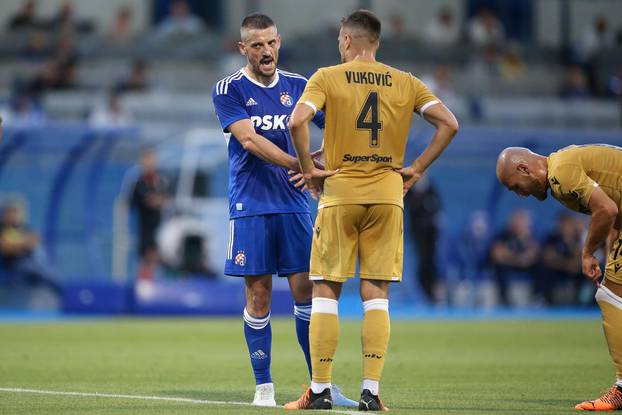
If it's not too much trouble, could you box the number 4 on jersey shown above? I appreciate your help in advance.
[356,91,383,148]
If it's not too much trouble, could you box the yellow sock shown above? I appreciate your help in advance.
[596,285,622,379]
[310,298,339,384]
[362,299,390,383]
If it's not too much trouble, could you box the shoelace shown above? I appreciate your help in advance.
[600,387,622,406]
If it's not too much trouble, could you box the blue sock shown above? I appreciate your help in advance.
[243,308,272,385]
[294,302,312,379]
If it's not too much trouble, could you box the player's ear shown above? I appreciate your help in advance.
[276,34,282,49]
[517,162,529,175]
[237,41,246,56]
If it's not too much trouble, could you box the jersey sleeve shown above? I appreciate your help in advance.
[549,164,599,208]
[211,84,248,132]
[298,69,327,114]
[411,75,441,115]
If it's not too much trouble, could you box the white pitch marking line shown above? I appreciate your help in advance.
[0,387,363,414]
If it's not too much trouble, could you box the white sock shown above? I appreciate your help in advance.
[361,379,379,395]
[311,381,331,394]
[616,379,622,388]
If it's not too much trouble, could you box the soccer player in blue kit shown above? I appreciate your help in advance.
[211,13,355,407]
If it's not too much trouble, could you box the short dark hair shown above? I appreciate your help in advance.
[341,9,381,42]
[241,13,275,30]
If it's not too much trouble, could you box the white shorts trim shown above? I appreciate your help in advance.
[596,285,622,310]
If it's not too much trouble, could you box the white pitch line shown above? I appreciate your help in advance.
[0,387,363,414]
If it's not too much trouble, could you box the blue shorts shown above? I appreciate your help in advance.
[225,213,313,277]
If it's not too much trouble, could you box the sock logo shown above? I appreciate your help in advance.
[319,357,333,362]
[364,353,383,360]
[250,349,268,360]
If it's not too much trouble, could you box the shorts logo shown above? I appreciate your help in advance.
[280,91,293,107]
[234,250,246,266]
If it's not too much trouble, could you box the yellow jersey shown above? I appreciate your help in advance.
[547,144,622,214]
[298,60,440,208]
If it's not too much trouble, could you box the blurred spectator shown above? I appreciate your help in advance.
[468,8,505,48]
[453,210,492,282]
[55,35,80,67]
[2,91,46,126]
[405,174,442,303]
[7,0,41,32]
[384,13,409,40]
[606,67,622,97]
[499,43,526,81]
[578,16,615,95]
[559,66,591,100]
[130,149,169,280]
[116,60,149,92]
[26,60,61,95]
[44,1,93,35]
[421,65,458,108]
[20,31,51,61]
[579,16,615,63]
[89,91,133,128]
[424,7,460,46]
[108,6,135,45]
[153,0,205,40]
[490,210,539,306]
[447,210,493,307]
[536,212,583,305]
[0,201,59,293]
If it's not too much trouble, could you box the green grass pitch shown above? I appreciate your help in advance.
[0,318,613,414]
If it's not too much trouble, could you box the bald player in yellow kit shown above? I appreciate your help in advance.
[497,144,622,411]
[285,10,458,411]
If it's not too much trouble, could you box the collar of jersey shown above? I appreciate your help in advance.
[241,67,280,88]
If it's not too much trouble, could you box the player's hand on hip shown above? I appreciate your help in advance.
[304,167,339,200]
[288,171,307,191]
[396,166,423,196]
[582,253,602,286]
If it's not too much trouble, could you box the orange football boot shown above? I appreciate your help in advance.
[284,387,332,410]
[575,385,622,411]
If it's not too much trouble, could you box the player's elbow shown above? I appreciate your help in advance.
[288,114,305,131]
[603,203,618,221]
[444,116,459,137]
[237,133,255,151]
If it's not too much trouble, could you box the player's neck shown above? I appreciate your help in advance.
[244,65,277,86]
[347,48,376,63]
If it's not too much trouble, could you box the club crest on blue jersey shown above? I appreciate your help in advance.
[280,91,293,107]
[235,250,247,266]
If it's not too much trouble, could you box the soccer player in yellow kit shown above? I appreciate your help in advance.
[497,145,622,411]
[285,10,459,411]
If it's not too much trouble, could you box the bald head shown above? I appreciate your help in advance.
[496,147,537,181]
[496,147,549,200]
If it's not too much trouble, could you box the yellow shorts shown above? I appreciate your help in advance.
[606,232,622,285]
[309,204,403,283]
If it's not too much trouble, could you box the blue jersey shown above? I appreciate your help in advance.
[212,68,325,219]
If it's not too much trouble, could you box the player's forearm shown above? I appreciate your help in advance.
[411,124,457,174]
[583,208,617,256]
[290,122,314,174]
[242,133,299,171]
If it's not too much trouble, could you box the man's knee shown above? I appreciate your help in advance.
[246,276,272,315]
[360,279,390,301]
[288,273,312,303]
